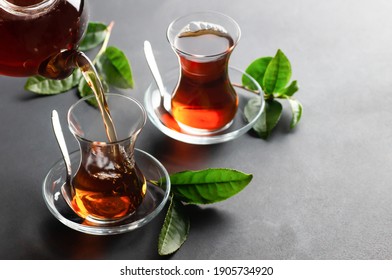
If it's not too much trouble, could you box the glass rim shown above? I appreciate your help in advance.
[67,93,147,145]
[167,10,241,59]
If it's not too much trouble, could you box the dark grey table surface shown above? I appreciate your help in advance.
[1,0,392,260]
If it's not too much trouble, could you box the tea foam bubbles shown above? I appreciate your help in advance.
[181,21,228,35]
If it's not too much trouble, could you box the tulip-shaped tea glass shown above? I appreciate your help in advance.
[67,94,147,225]
[167,11,241,134]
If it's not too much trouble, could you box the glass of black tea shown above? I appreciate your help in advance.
[67,94,147,225]
[167,11,241,135]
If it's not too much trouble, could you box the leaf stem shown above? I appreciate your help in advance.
[147,179,159,186]
[93,21,115,64]
[232,82,268,99]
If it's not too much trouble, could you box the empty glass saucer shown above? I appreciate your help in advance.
[42,149,171,235]
[144,66,264,145]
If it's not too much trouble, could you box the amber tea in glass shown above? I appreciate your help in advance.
[68,94,147,224]
[167,11,241,134]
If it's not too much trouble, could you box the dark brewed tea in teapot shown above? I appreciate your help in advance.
[0,0,88,77]
[0,0,118,141]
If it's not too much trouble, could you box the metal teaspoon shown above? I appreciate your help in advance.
[51,109,75,209]
[143,40,181,131]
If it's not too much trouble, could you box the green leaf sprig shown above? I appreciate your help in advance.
[157,168,253,256]
[24,22,134,99]
[242,49,302,139]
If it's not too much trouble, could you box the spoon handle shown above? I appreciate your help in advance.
[51,110,72,181]
[143,40,166,100]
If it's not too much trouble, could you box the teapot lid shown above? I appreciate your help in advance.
[0,0,59,17]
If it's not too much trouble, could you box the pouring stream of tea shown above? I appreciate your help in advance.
[75,53,118,142]
[42,49,119,143]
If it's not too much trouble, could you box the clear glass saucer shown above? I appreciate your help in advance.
[144,66,264,145]
[42,149,171,235]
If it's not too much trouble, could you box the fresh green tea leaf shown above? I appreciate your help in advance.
[263,49,292,95]
[24,70,82,94]
[242,56,272,91]
[287,98,303,128]
[97,46,134,89]
[79,22,108,51]
[244,96,264,127]
[279,80,299,97]
[246,99,283,139]
[169,168,253,204]
[158,196,190,256]
[263,99,283,138]
[245,96,266,135]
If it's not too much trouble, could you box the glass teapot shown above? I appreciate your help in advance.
[0,0,88,78]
